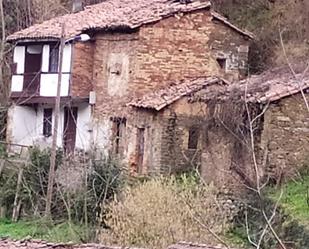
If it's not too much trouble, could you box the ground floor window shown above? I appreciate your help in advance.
[43,108,53,137]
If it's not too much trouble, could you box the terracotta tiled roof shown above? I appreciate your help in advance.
[128,76,225,111]
[7,0,253,42]
[243,73,309,103]
[0,240,237,249]
[168,242,237,249]
[195,64,309,103]
[0,238,142,249]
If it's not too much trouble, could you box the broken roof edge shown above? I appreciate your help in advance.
[128,76,226,111]
[210,11,255,40]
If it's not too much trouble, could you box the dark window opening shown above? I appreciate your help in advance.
[216,58,227,70]
[111,117,126,154]
[43,108,53,137]
[49,44,59,73]
[188,127,199,150]
[24,45,42,94]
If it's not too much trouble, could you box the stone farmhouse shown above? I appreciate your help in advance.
[6,0,254,175]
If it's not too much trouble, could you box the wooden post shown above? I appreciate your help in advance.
[45,23,65,218]
[12,166,23,222]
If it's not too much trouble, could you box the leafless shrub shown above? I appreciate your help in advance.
[100,176,230,249]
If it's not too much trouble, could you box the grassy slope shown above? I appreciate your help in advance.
[0,219,90,243]
[268,176,309,227]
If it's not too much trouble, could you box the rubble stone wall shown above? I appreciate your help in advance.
[260,93,309,180]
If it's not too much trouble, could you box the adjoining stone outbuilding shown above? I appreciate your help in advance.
[192,66,309,188]
[127,76,227,174]
[127,64,309,186]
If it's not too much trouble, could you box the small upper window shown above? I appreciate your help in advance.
[217,58,227,71]
[49,44,59,73]
[43,108,53,137]
[188,127,199,150]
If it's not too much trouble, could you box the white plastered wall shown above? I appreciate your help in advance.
[92,117,112,156]
[75,103,91,150]
[40,74,70,96]
[13,46,25,74]
[11,46,25,93]
[8,103,92,151]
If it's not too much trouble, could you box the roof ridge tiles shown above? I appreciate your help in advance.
[128,76,222,111]
[7,0,254,42]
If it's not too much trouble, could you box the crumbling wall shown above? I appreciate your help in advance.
[260,94,309,181]
[126,109,163,175]
[159,98,208,174]
[198,93,309,188]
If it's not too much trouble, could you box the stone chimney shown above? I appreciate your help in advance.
[72,0,84,13]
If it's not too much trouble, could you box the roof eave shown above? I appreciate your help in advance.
[211,11,255,40]
[6,36,61,43]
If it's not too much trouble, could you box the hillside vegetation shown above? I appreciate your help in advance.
[213,0,309,72]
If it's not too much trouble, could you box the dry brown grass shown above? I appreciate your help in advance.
[99,176,229,249]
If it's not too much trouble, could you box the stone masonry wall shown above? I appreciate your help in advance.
[260,94,309,181]
[93,9,249,118]
[126,109,163,175]
[208,19,250,80]
[71,41,94,98]
[126,98,209,175]
[92,32,139,118]
[132,10,249,97]
[158,98,208,174]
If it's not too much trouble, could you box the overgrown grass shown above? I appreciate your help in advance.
[0,219,92,243]
[225,228,250,248]
[267,176,309,227]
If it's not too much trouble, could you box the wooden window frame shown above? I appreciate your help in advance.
[43,108,53,137]
[111,117,126,155]
[49,44,60,73]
